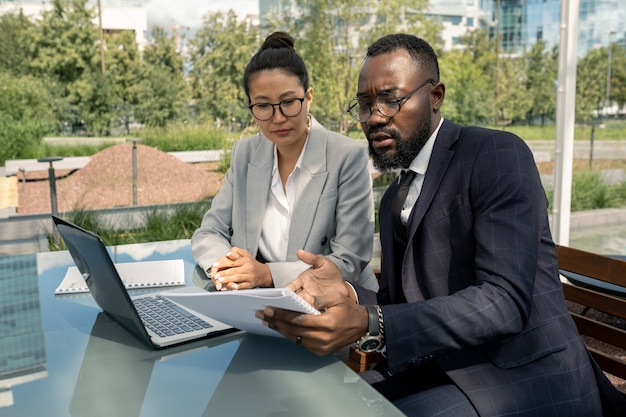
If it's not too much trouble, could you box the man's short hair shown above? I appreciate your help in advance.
[366,34,440,82]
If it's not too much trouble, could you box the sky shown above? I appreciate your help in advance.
[139,0,258,29]
[101,0,258,30]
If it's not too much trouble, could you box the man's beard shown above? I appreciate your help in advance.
[368,114,432,173]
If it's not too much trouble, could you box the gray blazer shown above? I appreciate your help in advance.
[192,116,378,290]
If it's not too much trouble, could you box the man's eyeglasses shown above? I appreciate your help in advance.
[248,95,306,121]
[346,80,436,123]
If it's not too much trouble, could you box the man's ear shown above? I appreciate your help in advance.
[431,82,445,111]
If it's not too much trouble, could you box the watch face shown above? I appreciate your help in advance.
[359,338,381,352]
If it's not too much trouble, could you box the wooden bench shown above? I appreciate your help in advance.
[556,244,626,393]
[348,245,626,396]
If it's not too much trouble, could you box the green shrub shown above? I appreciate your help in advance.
[48,209,112,251]
[571,170,614,211]
[217,149,232,174]
[137,123,233,152]
[48,203,212,250]
[0,115,49,165]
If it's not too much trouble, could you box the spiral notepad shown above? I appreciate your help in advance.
[55,259,185,294]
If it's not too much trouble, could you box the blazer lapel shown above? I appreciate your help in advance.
[402,121,460,301]
[406,120,460,238]
[287,119,328,257]
[246,140,273,253]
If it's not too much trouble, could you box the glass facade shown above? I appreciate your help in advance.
[0,254,46,377]
[0,253,47,407]
[493,0,624,56]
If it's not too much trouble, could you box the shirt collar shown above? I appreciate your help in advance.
[406,117,444,176]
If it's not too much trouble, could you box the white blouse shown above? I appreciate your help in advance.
[257,136,309,262]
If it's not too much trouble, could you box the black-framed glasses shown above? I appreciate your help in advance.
[248,95,306,121]
[346,80,436,123]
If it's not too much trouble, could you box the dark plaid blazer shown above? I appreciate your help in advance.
[357,120,625,416]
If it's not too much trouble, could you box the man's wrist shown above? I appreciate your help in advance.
[356,304,385,353]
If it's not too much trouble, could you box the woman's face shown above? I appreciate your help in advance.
[248,69,313,148]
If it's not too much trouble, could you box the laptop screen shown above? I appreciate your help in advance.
[52,215,153,346]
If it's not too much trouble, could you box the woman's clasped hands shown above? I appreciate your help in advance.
[210,247,273,291]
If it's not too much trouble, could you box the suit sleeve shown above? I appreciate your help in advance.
[191,142,240,272]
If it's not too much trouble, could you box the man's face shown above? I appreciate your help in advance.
[356,49,438,172]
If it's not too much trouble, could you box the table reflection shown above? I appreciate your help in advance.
[203,335,392,417]
[0,254,47,409]
[70,313,242,417]
[1,240,403,417]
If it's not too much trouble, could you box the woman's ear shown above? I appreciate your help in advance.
[306,87,314,112]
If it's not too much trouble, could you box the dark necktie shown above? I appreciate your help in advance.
[392,170,416,241]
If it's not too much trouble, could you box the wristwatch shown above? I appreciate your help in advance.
[356,305,385,353]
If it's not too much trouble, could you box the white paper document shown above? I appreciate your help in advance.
[162,288,320,337]
[55,259,185,294]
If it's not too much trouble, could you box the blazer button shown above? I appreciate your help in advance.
[228,227,233,236]
[321,237,328,246]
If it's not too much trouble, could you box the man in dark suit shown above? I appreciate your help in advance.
[257,34,625,416]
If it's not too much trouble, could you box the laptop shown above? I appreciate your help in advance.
[52,215,236,348]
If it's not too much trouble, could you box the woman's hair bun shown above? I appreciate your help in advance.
[261,31,295,51]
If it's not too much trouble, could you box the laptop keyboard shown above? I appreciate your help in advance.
[134,295,213,338]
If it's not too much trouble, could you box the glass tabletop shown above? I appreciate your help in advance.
[0,239,404,416]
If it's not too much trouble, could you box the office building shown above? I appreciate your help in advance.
[0,254,47,408]
[492,0,624,56]
[258,0,623,56]
[0,1,147,50]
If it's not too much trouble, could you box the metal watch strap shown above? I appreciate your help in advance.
[375,305,384,340]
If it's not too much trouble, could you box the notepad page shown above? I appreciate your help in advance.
[54,259,185,294]
[162,288,320,337]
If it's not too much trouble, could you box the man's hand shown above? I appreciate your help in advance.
[285,250,352,305]
[255,291,369,355]
[211,247,272,290]
[255,249,367,355]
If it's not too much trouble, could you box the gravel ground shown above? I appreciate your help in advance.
[17,143,223,214]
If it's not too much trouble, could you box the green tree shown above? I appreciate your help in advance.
[0,71,53,163]
[29,0,102,133]
[0,11,36,76]
[608,43,626,113]
[291,0,375,133]
[134,26,188,127]
[496,56,532,125]
[0,71,56,124]
[525,42,557,126]
[576,47,607,123]
[286,0,441,134]
[440,29,495,125]
[188,11,258,132]
[440,49,492,125]
[0,11,53,162]
[104,30,142,134]
[364,0,441,52]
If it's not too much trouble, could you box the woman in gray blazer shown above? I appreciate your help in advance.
[191,32,378,291]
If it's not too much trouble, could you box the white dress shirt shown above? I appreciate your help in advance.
[258,137,309,262]
[400,118,444,225]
